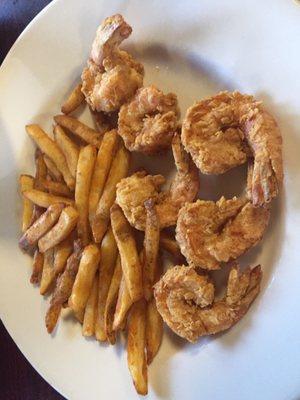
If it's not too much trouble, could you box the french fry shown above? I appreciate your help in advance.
[82,274,98,337]
[75,308,85,324]
[53,237,73,276]
[88,130,118,223]
[26,124,75,189]
[94,226,118,341]
[75,145,97,245]
[104,256,122,345]
[30,250,44,284]
[127,299,148,396]
[92,145,130,243]
[45,241,82,333]
[35,150,47,189]
[54,115,102,147]
[69,244,101,315]
[43,155,63,182]
[160,231,185,262]
[53,125,79,179]
[19,203,65,253]
[19,174,35,232]
[40,248,55,295]
[146,298,163,365]
[110,204,143,302]
[23,189,74,208]
[61,83,85,115]
[40,179,73,197]
[143,199,160,301]
[113,273,133,331]
[38,206,79,253]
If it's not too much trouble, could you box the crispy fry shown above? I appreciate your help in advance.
[38,206,78,253]
[53,125,79,179]
[88,130,118,222]
[110,204,143,302]
[40,179,73,197]
[19,203,65,253]
[160,231,185,262]
[19,174,35,232]
[92,145,130,243]
[40,248,55,295]
[30,250,44,284]
[69,244,101,315]
[23,189,74,208]
[54,115,102,147]
[75,145,97,245]
[143,199,160,301]
[29,205,44,227]
[61,83,85,114]
[35,150,48,189]
[43,155,63,182]
[75,308,85,324]
[146,298,163,364]
[26,124,75,189]
[127,299,148,396]
[104,256,122,345]
[53,237,73,276]
[113,273,133,331]
[45,241,82,333]
[82,274,98,337]
[94,227,118,341]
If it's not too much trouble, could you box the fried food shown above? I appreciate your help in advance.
[176,197,270,270]
[182,91,283,205]
[81,14,144,113]
[61,83,85,114]
[92,144,130,243]
[34,150,47,189]
[54,115,102,148]
[127,299,148,395]
[19,174,35,232]
[113,273,132,331]
[89,129,118,222]
[143,199,160,301]
[40,179,73,197]
[45,241,82,333]
[53,237,73,276]
[69,244,101,315]
[19,203,65,253]
[30,250,44,284]
[38,206,78,253]
[118,85,179,154]
[82,274,98,337]
[43,155,63,182]
[94,226,118,341]
[154,264,262,342]
[110,204,143,302]
[104,255,122,344]
[116,133,199,230]
[40,248,55,295]
[22,189,74,208]
[53,124,79,179]
[160,231,185,263]
[75,145,97,245]
[26,124,75,189]
[146,297,163,364]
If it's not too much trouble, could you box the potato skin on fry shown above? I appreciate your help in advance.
[146,298,163,364]
[82,274,98,337]
[61,83,85,115]
[19,174,35,232]
[19,203,65,253]
[110,204,143,302]
[23,189,74,208]
[30,250,44,284]
[40,248,55,295]
[38,206,79,253]
[53,125,79,179]
[127,299,148,395]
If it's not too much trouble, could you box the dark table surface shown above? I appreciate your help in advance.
[1,2,65,399]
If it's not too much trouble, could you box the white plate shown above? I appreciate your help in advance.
[1,1,300,399]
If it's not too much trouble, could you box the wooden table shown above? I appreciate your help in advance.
[1,3,65,399]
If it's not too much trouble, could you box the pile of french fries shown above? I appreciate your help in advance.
[18,83,183,395]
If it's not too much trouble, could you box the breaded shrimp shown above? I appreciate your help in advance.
[154,264,262,342]
[182,91,283,206]
[81,14,144,113]
[116,133,199,230]
[176,197,270,270]
[118,85,180,154]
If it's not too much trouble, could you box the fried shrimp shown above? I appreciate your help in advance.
[176,197,270,270]
[116,133,199,230]
[81,14,144,113]
[182,91,283,206]
[118,85,180,154]
[154,264,262,343]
